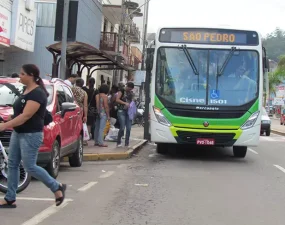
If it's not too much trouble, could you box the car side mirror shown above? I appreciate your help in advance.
[61,102,77,118]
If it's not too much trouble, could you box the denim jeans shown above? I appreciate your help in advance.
[5,131,60,201]
[117,110,132,146]
[94,115,107,145]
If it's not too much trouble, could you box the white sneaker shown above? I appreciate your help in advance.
[117,144,123,148]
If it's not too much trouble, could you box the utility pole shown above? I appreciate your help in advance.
[141,0,149,70]
[60,0,70,80]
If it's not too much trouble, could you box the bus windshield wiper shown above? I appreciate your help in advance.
[181,45,199,75]
[215,47,237,90]
[217,47,237,76]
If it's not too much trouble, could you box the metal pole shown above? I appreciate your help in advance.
[141,0,149,70]
[60,0,70,80]
[115,0,125,84]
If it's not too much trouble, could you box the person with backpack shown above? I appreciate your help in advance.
[115,82,135,147]
[0,64,66,208]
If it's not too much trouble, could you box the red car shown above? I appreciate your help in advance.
[0,77,84,178]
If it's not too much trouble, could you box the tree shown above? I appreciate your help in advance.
[263,28,285,62]
[264,55,285,106]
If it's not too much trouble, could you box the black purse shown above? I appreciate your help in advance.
[87,89,98,117]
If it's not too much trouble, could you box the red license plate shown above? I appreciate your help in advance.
[196,138,215,145]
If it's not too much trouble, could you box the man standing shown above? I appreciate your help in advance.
[64,74,78,87]
[115,82,135,147]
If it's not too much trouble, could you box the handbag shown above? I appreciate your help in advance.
[87,89,97,117]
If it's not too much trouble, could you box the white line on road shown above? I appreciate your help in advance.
[17,197,73,202]
[248,148,258,155]
[21,199,73,225]
[77,182,98,192]
[99,171,114,178]
[274,165,285,174]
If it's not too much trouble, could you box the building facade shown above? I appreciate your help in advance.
[99,0,142,87]
[1,0,103,78]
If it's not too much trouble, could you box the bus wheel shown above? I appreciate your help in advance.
[156,143,168,155]
[233,146,247,158]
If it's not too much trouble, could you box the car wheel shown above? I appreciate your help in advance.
[233,146,247,158]
[46,140,60,179]
[156,143,168,155]
[266,129,271,136]
[69,135,83,167]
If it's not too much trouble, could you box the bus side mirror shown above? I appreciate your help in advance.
[146,48,155,71]
[263,57,270,71]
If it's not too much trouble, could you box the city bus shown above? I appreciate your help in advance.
[147,27,269,158]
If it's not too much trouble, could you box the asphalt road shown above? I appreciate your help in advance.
[1,134,285,225]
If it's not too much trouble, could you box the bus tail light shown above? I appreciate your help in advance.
[241,111,260,130]
[153,106,172,127]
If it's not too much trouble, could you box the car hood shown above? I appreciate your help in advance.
[0,106,13,121]
[0,105,53,121]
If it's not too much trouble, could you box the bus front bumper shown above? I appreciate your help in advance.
[150,120,260,147]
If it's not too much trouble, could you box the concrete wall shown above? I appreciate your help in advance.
[77,0,102,48]
[4,27,55,77]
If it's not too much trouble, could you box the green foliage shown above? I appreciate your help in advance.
[262,28,285,62]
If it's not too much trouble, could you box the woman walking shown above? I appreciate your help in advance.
[94,84,110,147]
[0,64,66,208]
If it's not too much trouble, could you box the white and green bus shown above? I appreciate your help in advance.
[147,27,269,158]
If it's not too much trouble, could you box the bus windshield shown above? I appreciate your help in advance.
[156,47,259,106]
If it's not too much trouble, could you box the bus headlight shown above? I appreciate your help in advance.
[153,106,172,127]
[241,111,260,130]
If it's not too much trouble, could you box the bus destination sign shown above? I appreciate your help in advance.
[159,28,259,45]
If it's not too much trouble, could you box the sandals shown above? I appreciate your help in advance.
[0,198,17,208]
[54,184,67,207]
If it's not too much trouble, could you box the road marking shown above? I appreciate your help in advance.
[21,199,73,225]
[260,137,275,142]
[274,165,285,174]
[17,197,73,202]
[77,182,98,192]
[99,171,114,178]
[248,148,258,155]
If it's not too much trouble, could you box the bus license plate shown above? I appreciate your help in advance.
[196,138,215,145]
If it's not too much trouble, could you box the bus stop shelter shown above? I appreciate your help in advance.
[46,41,135,80]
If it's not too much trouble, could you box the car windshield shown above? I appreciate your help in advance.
[0,83,54,106]
[156,47,259,106]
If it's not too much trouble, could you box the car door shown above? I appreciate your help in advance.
[62,85,81,144]
[54,85,71,150]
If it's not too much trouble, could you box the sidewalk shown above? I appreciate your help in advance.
[65,126,147,161]
[271,118,285,135]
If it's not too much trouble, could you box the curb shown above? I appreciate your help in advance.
[271,129,285,136]
[63,139,148,162]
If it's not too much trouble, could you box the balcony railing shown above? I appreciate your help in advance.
[100,32,118,52]
[100,32,130,64]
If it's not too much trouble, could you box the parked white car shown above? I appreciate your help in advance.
[260,107,271,136]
